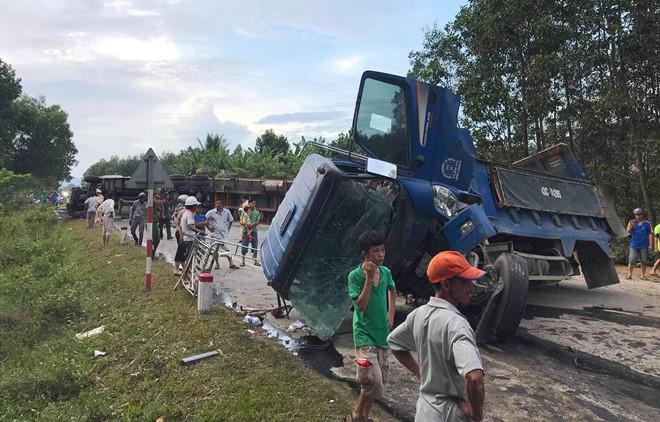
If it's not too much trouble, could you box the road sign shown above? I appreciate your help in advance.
[132,148,171,186]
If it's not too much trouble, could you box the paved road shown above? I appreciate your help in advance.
[159,227,660,421]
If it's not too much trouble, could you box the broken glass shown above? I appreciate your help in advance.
[288,178,399,339]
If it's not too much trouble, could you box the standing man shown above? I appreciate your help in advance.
[96,192,116,248]
[160,190,174,240]
[152,191,163,257]
[84,194,99,229]
[388,251,485,422]
[173,196,204,275]
[348,231,396,422]
[240,200,261,266]
[626,208,654,280]
[129,192,147,246]
[206,199,240,269]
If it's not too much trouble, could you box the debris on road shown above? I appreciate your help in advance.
[181,350,220,365]
[287,320,307,332]
[243,315,262,326]
[75,325,105,340]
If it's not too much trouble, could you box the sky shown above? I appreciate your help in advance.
[1,0,464,176]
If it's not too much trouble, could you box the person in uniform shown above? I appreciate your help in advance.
[388,251,486,422]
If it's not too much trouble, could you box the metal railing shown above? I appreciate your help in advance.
[174,234,260,296]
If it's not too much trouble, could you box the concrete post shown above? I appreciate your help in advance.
[197,272,214,313]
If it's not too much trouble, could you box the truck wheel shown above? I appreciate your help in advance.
[492,253,529,339]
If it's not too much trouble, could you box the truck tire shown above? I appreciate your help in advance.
[492,253,529,339]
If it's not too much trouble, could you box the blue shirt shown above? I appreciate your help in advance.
[630,220,651,248]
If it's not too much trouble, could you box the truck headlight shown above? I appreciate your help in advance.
[432,185,458,217]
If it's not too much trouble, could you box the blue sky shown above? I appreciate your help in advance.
[1,0,464,176]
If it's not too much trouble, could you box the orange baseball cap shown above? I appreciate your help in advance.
[427,251,486,284]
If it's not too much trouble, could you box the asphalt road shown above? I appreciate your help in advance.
[155,226,660,421]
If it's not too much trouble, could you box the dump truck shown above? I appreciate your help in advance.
[260,71,627,341]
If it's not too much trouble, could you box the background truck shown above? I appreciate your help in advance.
[260,71,627,341]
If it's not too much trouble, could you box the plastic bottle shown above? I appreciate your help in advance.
[243,315,262,326]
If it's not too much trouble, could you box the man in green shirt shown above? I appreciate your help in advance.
[348,231,396,422]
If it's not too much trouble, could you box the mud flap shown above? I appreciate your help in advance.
[575,240,620,288]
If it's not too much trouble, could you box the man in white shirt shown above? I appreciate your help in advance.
[96,193,116,247]
[387,251,486,422]
[84,194,99,229]
[206,199,239,270]
[174,196,204,275]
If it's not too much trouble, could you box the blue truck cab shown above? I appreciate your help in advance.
[261,71,626,340]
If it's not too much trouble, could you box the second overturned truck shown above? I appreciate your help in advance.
[260,71,627,341]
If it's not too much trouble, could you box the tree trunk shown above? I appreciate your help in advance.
[635,148,654,224]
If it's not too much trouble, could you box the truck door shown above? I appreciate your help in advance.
[352,77,411,169]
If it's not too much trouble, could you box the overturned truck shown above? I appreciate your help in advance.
[261,71,627,341]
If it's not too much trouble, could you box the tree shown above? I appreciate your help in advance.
[255,129,290,156]
[84,155,141,177]
[408,0,660,220]
[0,59,22,169]
[0,59,77,186]
[11,96,77,184]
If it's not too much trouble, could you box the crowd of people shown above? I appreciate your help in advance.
[83,188,262,273]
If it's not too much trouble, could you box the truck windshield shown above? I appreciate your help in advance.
[354,78,410,167]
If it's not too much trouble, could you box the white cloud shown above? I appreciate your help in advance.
[92,36,178,62]
[104,0,160,17]
[333,55,365,74]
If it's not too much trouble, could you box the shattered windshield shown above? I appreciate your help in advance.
[288,178,399,339]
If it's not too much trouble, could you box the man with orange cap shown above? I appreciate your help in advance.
[387,251,486,421]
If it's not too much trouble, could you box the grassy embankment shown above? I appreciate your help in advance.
[0,210,352,421]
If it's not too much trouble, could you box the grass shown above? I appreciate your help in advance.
[0,210,353,421]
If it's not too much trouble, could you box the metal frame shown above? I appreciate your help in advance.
[174,234,262,296]
[299,141,368,162]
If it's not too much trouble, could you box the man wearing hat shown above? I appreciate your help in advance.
[387,251,485,422]
[626,207,654,280]
[173,196,203,275]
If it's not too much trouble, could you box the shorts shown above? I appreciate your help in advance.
[629,248,649,265]
[102,215,114,235]
[355,346,389,399]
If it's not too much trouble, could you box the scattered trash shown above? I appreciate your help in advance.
[112,254,124,258]
[75,325,105,340]
[181,350,220,365]
[94,350,107,357]
[329,399,335,403]
[243,315,262,326]
[247,329,256,334]
[287,320,306,332]
[107,261,112,264]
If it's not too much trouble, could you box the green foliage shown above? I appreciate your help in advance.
[256,128,290,156]
[0,168,40,213]
[83,155,141,177]
[84,130,359,181]
[0,59,78,185]
[0,217,354,420]
[409,0,660,221]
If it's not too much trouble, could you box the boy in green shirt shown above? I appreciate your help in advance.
[348,231,396,422]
